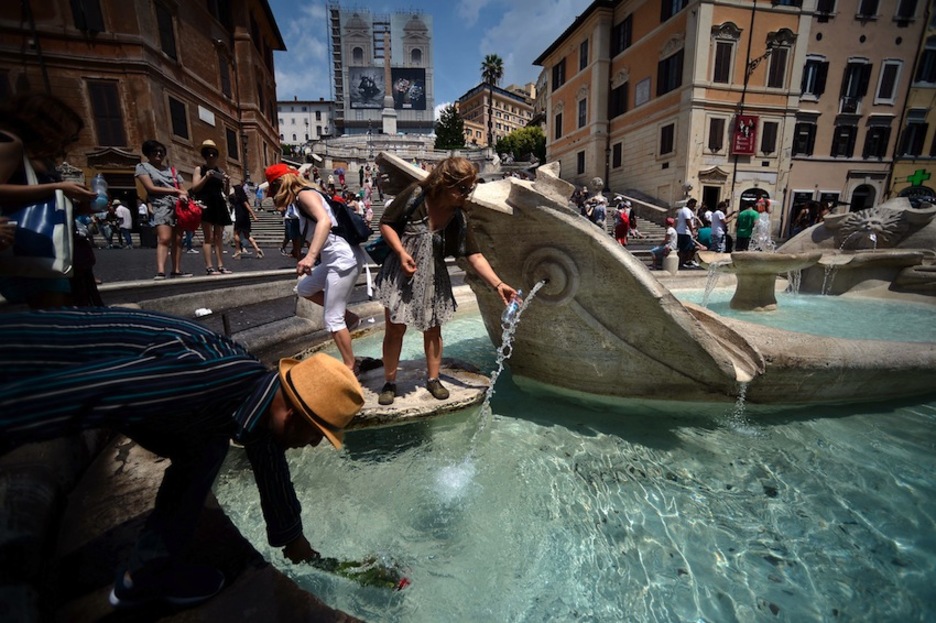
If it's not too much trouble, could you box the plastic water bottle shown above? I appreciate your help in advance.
[501,289,524,328]
[91,173,109,210]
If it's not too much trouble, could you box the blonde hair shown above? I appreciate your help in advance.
[420,157,476,201]
[270,172,307,209]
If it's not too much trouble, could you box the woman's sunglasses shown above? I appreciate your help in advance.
[451,182,476,198]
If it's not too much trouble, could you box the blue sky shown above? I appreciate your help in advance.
[267,0,584,116]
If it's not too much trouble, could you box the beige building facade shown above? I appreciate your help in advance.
[456,82,535,148]
[535,0,928,239]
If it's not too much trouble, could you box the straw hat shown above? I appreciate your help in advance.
[278,353,364,449]
[265,163,300,185]
[200,139,219,157]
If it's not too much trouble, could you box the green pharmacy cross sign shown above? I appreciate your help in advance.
[906,169,931,186]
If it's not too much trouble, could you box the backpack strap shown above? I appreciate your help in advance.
[390,192,425,235]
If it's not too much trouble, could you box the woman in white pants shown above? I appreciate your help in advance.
[265,164,366,373]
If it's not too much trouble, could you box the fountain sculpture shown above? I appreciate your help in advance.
[375,153,936,406]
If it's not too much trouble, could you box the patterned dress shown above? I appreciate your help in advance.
[374,186,478,332]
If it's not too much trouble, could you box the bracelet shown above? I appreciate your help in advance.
[494,281,503,289]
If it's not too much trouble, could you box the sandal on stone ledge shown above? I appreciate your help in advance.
[378,382,396,406]
[218,267,233,274]
[206,267,218,275]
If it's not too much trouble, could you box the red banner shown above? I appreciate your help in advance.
[731,115,758,155]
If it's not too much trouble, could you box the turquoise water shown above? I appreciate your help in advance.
[216,313,936,622]
[676,289,936,343]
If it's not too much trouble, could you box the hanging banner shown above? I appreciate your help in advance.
[731,115,758,155]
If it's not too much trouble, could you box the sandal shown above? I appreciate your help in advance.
[256,249,264,259]
[218,267,233,274]
[378,382,396,406]
[153,272,166,281]
[426,378,449,401]
[206,267,218,275]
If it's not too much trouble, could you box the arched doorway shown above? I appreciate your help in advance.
[850,184,875,211]
[740,187,770,210]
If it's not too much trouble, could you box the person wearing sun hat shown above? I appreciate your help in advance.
[0,306,364,610]
[191,139,233,275]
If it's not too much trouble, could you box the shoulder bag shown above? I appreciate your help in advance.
[0,156,74,277]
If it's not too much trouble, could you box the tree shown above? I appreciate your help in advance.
[481,53,504,147]
[434,104,466,150]
[495,126,546,164]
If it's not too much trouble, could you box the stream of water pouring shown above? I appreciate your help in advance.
[701,260,732,307]
[435,280,547,498]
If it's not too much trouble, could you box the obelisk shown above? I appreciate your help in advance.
[381,31,397,135]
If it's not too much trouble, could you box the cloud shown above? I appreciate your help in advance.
[456,0,495,27]
[274,2,331,101]
[478,0,578,87]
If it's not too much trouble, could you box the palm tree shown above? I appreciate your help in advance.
[481,54,504,148]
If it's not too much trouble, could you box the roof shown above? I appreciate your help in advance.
[259,0,287,50]
[533,0,618,66]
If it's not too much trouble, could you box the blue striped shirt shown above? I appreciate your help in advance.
[0,307,303,547]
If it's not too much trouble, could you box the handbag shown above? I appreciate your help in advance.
[0,156,74,277]
[171,167,203,231]
[365,194,424,265]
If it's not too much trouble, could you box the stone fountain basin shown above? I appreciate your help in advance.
[698,250,823,311]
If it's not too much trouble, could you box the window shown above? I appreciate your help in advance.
[708,118,725,152]
[660,123,675,155]
[226,128,239,161]
[580,39,589,71]
[219,51,232,98]
[857,0,879,18]
[831,125,857,157]
[657,50,684,96]
[611,16,632,57]
[773,0,802,5]
[412,49,422,65]
[609,82,628,118]
[168,96,188,139]
[315,111,321,120]
[554,112,563,140]
[875,61,902,103]
[895,0,917,20]
[761,121,779,154]
[155,3,177,61]
[862,126,890,159]
[576,151,585,174]
[713,41,733,84]
[352,47,364,64]
[915,37,936,84]
[612,143,622,168]
[87,80,126,146]
[552,58,566,90]
[766,46,789,88]
[900,113,928,155]
[71,0,104,32]
[840,60,872,113]
[578,98,587,128]
[792,122,817,155]
[801,57,829,97]
[817,0,836,14]
[661,0,688,22]
[291,133,297,142]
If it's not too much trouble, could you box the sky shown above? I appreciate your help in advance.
[267,0,585,119]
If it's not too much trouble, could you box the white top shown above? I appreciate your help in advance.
[115,204,133,229]
[665,226,678,251]
[675,206,694,235]
[710,209,726,236]
[298,190,365,273]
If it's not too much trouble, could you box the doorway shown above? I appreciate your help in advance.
[702,186,721,213]
[850,184,875,212]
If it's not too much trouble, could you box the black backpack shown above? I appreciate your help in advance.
[301,188,373,246]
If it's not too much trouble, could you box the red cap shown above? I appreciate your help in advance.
[265,163,300,185]
[665,217,675,225]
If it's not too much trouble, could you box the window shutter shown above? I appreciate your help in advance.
[857,64,872,97]
[815,62,829,97]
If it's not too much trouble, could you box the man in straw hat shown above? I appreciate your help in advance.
[0,307,364,609]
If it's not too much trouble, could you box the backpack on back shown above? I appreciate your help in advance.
[300,188,373,246]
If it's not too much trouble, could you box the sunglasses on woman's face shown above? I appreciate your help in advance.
[451,182,476,198]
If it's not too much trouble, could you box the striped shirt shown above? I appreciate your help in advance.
[0,307,303,547]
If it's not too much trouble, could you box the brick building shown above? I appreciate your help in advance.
[0,0,284,202]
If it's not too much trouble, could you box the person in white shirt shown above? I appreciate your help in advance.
[650,217,678,269]
[710,201,729,253]
[114,199,134,248]
[675,198,698,267]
